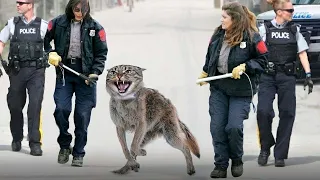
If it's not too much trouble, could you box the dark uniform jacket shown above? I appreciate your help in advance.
[44,14,108,76]
[203,28,268,96]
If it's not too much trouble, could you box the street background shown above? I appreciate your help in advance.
[0,0,320,179]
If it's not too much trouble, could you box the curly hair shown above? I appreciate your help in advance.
[214,2,258,47]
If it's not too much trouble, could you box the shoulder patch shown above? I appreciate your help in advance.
[256,40,268,54]
[98,29,106,42]
[47,20,53,31]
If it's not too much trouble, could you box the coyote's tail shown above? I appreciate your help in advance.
[179,120,200,158]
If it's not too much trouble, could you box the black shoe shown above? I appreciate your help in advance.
[71,156,83,167]
[210,166,227,178]
[231,159,243,177]
[11,141,22,152]
[258,150,270,166]
[58,147,72,164]
[275,159,285,167]
[30,145,43,156]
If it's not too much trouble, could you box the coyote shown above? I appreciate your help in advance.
[105,64,200,175]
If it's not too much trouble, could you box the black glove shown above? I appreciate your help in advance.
[1,59,11,75]
[304,73,313,94]
[1,54,10,75]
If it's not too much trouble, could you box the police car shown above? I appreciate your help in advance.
[256,0,320,81]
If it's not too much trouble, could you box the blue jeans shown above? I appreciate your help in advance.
[53,69,96,157]
[209,87,251,168]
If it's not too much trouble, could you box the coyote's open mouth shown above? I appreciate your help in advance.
[114,81,132,93]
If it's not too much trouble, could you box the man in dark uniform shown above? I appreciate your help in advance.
[256,0,313,167]
[0,0,48,156]
[44,0,108,167]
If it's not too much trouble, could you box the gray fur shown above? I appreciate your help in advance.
[105,64,200,175]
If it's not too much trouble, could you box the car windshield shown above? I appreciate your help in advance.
[292,0,320,4]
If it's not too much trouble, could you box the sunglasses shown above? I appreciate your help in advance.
[280,9,294,13]
[73,7,88,13]
[16,1,31,6]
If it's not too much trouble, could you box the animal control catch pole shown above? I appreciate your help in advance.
[196,71,243,83]
[58,62,97,85]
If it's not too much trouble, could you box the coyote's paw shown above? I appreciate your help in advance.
[137,148,147,156]
[112,166,130,175]
[112,160,140,174]
[128,161,140,172]
[187,165,196,176]
[131,148,147,157]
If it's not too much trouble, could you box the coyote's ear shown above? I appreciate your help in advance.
[134,66,146,72]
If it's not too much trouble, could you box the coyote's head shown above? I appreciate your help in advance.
[105,64,146,100]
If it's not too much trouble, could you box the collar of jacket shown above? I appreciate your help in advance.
[71,18,83,24]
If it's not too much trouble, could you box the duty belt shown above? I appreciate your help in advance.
[66,57,81,65]
[19,61,37,68]
[275,64,285,72]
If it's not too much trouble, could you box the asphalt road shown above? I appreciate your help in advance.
[0,0,320,179]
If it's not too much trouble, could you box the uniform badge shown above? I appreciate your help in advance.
[89,30,95,37]
[240,42,246,49]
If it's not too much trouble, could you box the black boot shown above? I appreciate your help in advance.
[210,166,227,178]
[30,144,43,156]
[71,156,83,167]
[11,141,22,152]
[58,147,72,164]
[231,159,243,177]
[275,159,285,167]
[258,149,270,166]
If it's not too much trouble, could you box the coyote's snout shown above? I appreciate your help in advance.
[105,64,200,175]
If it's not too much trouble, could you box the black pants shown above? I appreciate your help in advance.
[257,72,296,159]
[209,87,251,168]
[7,67,45,147]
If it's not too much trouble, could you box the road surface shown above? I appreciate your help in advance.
[0,0,320,179]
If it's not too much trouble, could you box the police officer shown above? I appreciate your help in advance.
[257,0,313,167]
[0,0,48,156]
[0,63,2,77]
[0,54,3,77]
[44,0,108,167]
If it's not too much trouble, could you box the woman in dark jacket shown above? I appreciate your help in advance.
[45,0,108,167]
[197,2,268,178]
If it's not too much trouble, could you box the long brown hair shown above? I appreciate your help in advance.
[215,2,258,47]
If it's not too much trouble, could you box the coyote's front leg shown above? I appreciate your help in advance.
[112,127,140,174]
[130,122,147,159]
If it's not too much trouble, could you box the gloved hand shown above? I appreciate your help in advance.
[196,71,208,86]
[232,63,246,79]
[304,73,313,94]
[48,52,62,67]
[85,74,99,85]
[1,57,11,75]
